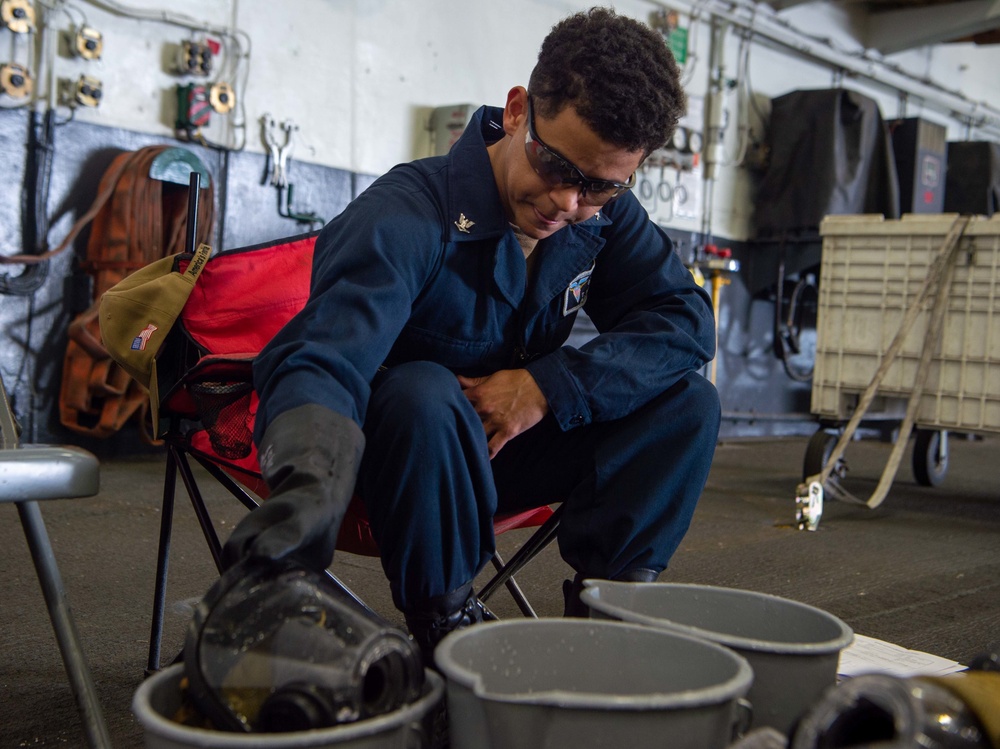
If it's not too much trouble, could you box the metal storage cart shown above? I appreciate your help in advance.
[796,214,1000,529]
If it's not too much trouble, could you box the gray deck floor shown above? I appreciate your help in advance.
[2,433,997,747]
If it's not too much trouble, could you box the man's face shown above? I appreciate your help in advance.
[496,89,645,240]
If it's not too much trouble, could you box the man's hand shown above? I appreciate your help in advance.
[457,369,549,459]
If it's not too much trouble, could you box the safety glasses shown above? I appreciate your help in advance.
[524,96,636,206]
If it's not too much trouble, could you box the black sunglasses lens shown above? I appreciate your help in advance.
[581,188,619,206]
[529,142,617,203]
[527,138,577,185]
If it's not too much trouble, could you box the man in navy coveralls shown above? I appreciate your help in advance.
[222,7,719,663]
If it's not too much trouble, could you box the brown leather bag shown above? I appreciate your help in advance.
[57,145,214,441]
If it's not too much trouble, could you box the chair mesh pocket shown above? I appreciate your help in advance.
[188,381,254,460]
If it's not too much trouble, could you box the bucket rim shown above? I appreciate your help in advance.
[131,663,444,746]
[580,581,855,656]
[434,618,753,710]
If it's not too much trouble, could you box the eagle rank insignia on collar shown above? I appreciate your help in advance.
[454,213,475,233]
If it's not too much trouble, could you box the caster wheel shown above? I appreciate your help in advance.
[803,429,845,482]
[913,429,948,487]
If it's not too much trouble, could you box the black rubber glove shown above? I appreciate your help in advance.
[221,404,365,572]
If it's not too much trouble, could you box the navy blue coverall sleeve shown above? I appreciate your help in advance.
[525,193,716,430]
[252,167,445,439]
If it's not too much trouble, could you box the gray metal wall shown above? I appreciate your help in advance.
[0,108,814,455]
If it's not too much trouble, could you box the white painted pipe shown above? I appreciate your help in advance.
[644,0,1000,139]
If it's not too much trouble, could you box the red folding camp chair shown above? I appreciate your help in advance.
[146,230,562,673]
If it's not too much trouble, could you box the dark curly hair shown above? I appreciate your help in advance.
[528,7,685,155]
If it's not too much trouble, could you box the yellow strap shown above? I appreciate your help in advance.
[927,672,1000,748]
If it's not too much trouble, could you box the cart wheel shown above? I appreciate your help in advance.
[913,429,948,487]
[803,429,843,481]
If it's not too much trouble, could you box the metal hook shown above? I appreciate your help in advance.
[260,114,296,188]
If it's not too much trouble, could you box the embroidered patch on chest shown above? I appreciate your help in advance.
[563,263,595,316]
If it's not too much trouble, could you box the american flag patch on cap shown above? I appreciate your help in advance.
[131,323,158,351]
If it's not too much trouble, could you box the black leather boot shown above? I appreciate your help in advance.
[563,568,660,617]
[403,583,490,669]
[405,584,493,749]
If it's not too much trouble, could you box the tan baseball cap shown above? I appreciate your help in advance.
[99,243,212,435]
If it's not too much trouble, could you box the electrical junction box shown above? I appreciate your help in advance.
[176,83,211,131]
[74,25,103,60]
[429,104,475,156]
[0,62,32,99]
[0,0,33,33]
[209,81,234,113]
[177,40,214,76]
[889,118,947,214]
[73,75,102,107]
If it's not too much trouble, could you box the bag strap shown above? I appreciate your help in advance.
[0,151,135,266]
[66,302,107,361]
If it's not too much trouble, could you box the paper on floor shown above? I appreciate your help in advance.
[838,633,967,678]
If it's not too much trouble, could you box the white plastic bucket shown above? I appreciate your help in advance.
[132,663,444,749]
[580,582,854,737]
[434,618,753,749]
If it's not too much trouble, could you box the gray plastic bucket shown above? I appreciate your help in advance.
[434,618,753,749]
[132,663,444,749]
[580,582,854,737]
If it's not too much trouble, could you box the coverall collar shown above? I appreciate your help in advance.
[445,106,612,246]
[445,107,510,243]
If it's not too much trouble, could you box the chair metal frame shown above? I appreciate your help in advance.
[1,374,112,749]
[146,425,564,673]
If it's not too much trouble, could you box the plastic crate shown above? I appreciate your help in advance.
[812,214,1000,434]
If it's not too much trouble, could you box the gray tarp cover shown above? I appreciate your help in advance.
[756,88,900,236]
